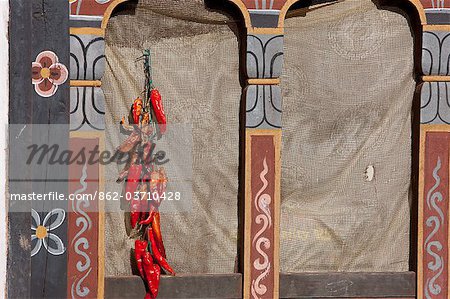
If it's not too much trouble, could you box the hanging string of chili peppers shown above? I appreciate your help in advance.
[116,49,174,299]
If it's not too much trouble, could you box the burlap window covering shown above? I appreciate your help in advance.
[102,0,414,275]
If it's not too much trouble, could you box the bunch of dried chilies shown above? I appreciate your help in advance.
[116,50,174,299]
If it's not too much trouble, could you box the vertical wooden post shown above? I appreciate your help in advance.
[29,1,71,298]
[244,32,284,298]
[68,1,129,298]
[227,1,294,298]
[418,1,450,294]
[415,1,450,298]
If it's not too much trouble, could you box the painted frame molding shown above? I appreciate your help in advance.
[68,1,125,298]
[7,0,450,298]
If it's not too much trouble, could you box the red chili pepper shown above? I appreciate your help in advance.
[132,98,143,124]
[152,212,167,259]
[126,165,142,194]
[134,240,148,278]
[150,89,167,134]
[149,170,168,209]
[143,251,161,299]
[149,171,161,208]
[126,164,143,228]
[139,206,156,226]
[158,168,167,198]
[148,227,175,275]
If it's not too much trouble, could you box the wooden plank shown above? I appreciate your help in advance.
[68,2,129,298]
[240,7,285,298]
[280,272,416,298]
[7,0,33,298]
[105,273,415,298]
[105,274,243,299]
[29,0,70,298]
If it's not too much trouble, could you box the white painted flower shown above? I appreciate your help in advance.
[31,208,66,257]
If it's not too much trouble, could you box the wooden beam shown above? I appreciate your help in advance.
[70,80,102,87]
[418,11,450,296]
[104,272,416,298]
[68,1,132,298]
[280,272,416,298]
[29,1,70,298]
[105,274,243,299]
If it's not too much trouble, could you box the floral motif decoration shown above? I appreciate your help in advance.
[32,51,68,98]
[31,208,66,257]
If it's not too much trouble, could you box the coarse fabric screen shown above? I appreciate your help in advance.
[102,0,414,275]
[102,0,241,275]
[280,0,414,272]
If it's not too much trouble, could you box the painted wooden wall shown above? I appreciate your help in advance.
[5,0,450,298]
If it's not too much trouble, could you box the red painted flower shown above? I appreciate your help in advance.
[32,51,68,98]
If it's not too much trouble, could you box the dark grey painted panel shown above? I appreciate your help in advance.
[30,0,70,298]
[105,272,415,298]
[426,12,450,25]
[422,31,450,76]
[70,34,105,81]
[280,272,416,298]
[70,87,106,131]
[247,34,284,79]
[420,81,450,125]
[70,20,102,28]
[105,274,242,299]
[250,12,279,28]
[246,85,282,129]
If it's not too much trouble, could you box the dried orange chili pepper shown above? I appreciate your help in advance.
[134,239,147,278]
[150,89,167,134]
[148,227,175,275]
[142,251,160,299]
[151,212,167,259]
[126,164,143,228]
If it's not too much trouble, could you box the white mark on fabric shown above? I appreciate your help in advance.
[365,165,375,182]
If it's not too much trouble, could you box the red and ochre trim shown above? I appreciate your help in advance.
[245,129,281,299]
[67,1,122,298]
[418,126,450,299]
[67,133,105,299]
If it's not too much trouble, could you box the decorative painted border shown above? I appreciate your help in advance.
[245,130,281,299]
[67,134,105,299]
[66,0,123,297]
[418,125,450,299]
